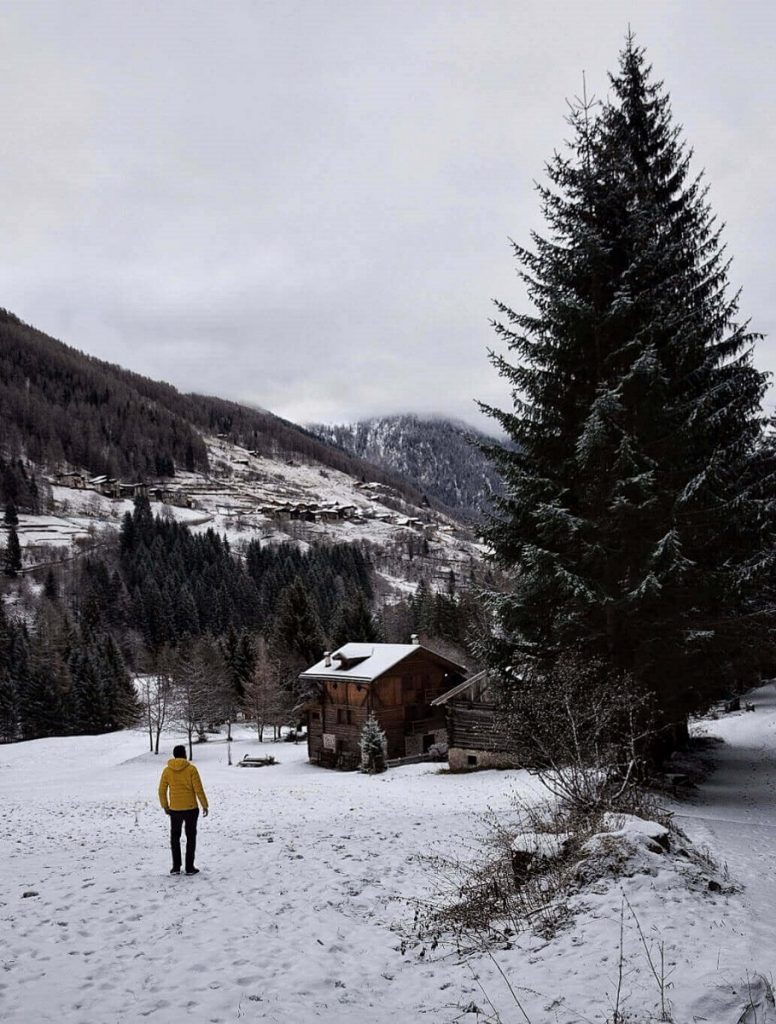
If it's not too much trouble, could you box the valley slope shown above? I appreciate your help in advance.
[310,414,504,521]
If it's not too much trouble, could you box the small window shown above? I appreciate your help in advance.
[312,711,321,721]
[346,709,353,725]
[467,755,478,767]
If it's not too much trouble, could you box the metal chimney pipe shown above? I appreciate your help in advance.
[324,651,332,667]
[410,634,419,645]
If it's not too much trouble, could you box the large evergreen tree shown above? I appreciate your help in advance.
[480,37,776,740]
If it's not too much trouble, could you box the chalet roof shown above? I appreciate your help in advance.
[300,642,466,684]
[431,669,490,706]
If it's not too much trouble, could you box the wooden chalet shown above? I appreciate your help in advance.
[118,482,148,499]
[300,640,466,769]
[152,487,193,508]
[55,470,89,489]
[431,670,517,771]
[89,475,120,498]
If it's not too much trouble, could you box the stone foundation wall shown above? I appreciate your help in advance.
[448,747,518,772]
[404,728,447,757]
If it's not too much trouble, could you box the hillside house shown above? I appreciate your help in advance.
[152,487,193,508]
[300,640,466,769]
[118,482,148,499]
[90,476,120,498]
[431,670,517,771]
[55,470,89,489]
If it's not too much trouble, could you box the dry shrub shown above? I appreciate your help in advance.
[409,656,670,958]
[501,653,657,816]
[411,796,600,956]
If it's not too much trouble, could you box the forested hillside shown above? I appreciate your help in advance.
[0,310,424,504]
[310,415,504,519]
[0,494,484,743]
[0,309,207,479]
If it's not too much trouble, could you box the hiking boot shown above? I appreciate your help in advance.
[170,868,181,875]
[185,868,200,875]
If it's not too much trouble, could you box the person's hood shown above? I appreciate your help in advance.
[167,757,190,772]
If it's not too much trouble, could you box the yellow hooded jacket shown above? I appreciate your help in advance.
[158,757,208,812]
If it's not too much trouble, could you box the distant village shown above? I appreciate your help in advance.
[55,471,194,508]
[53,469,449,535]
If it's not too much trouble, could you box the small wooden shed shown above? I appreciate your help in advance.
[300,640,466,769]
[432,670,517,771]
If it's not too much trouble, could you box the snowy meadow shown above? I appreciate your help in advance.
[3,690,776,1024]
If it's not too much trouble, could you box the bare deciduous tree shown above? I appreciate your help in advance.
[243,638,293,741]
[171,641,220,759]
[148,648,176,754]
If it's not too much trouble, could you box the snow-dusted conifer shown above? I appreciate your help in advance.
[480,36,776,740]
[360,712,387,774]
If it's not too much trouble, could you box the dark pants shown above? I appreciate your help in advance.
[169,808,199,871]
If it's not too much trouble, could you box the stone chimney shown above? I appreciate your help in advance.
[410,634,419,645]
[324,651,332,667]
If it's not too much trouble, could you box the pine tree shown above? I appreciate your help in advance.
[174,584,200,638]
[329,591,382,647]
[0,669,17,742]
[411,579,435,638]
[43,568,59,602]
[98,633,140,729]
[480,36,776,740]
[69,645,108,734]
[132,492,155,542]
[3,527,22,577]
[359,712,387,774]
[273,578,325,666]
[17,645,65,740]
[0,603,17,742]
[3,500,18,527]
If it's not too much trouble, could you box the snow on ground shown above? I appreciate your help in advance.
[375,570,419,598]
[11,494,208,560]
[38,434,485,598]
[4,692,776,1023]
[44,434,483,572]
[9,512,97,549]
[0,730,536,1024]
[51,486,137,521]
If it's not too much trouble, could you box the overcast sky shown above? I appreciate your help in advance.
[2,0,775,430]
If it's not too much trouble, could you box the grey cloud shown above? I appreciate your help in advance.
[2,0,775,431]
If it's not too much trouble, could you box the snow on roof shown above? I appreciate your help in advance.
[300,642,465,683]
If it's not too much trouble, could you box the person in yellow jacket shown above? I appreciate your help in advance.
[158,745,209,875]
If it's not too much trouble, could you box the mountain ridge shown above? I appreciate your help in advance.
[0,308,428,508]
[309,414,503,520]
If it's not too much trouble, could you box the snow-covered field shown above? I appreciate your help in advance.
[2,691,776,1023]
